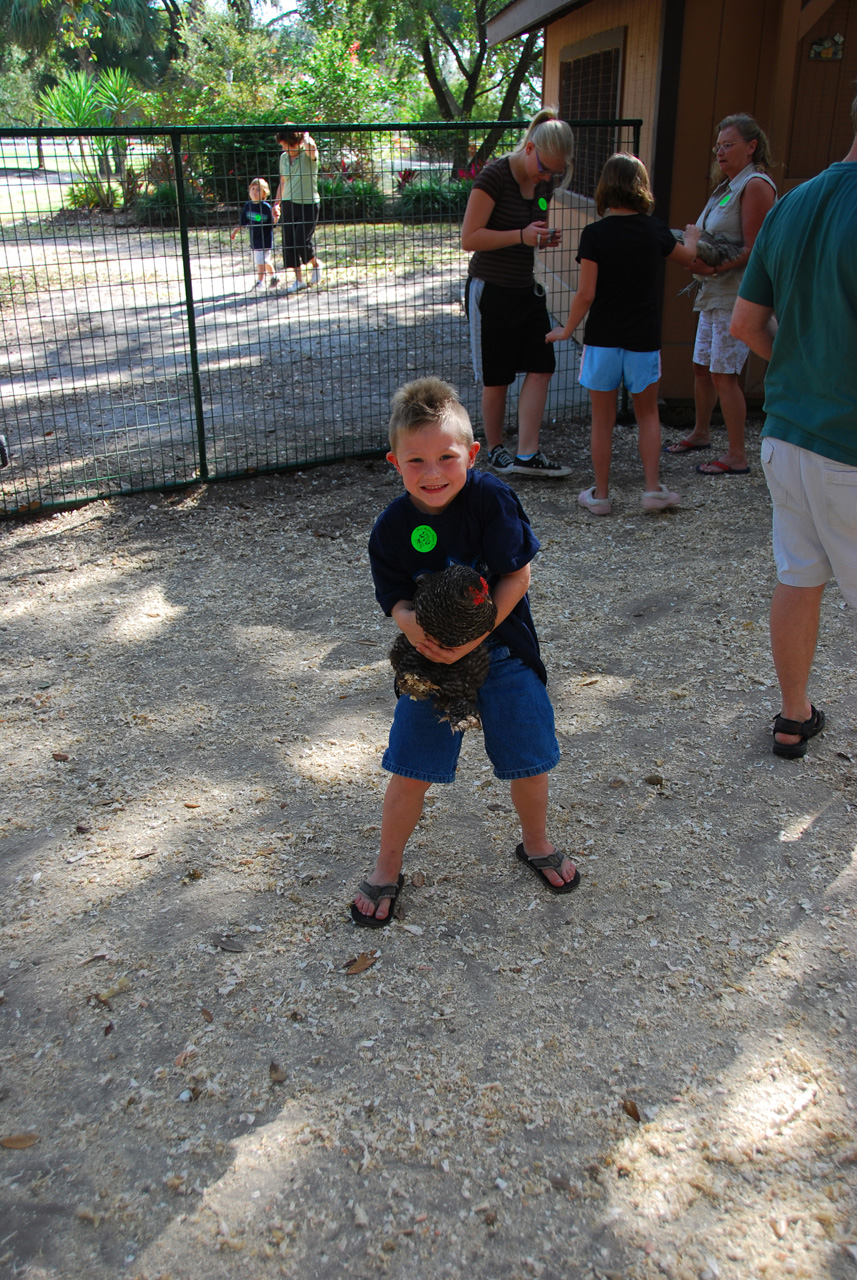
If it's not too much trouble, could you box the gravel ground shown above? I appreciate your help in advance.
[1,416,856,1280]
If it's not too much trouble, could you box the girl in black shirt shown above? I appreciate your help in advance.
[547,154,699,514]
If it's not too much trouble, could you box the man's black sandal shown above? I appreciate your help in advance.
[350,873,404,927]
[772,705,825,759]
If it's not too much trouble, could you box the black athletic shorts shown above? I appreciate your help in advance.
[466,278,556,387]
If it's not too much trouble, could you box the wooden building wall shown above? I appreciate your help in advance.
[540,0,852,400]
[786,0,857,186]
[659,0,777,398]
[543,0,663,160]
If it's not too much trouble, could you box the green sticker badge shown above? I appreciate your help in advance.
[411,525,437,553]
[718,192,732,206]
[538,197,548,212]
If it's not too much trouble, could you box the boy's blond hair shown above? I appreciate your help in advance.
[388,378,474,451]
[249,177,271,198]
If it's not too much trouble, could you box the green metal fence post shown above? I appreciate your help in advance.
[170,130,209,482]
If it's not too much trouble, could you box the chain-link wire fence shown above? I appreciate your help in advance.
[0,119,641,516]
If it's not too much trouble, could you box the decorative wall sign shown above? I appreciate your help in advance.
[809,33,844,60]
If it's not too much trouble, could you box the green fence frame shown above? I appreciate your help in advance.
[0,118,642,517]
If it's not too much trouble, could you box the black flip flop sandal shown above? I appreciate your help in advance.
[515,844,580,895]
[350,873,405,927]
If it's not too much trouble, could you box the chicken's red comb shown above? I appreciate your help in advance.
[468,576,491,606]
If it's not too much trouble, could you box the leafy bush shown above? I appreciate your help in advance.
[318,178,384,222]
[186,129,282,206]
[398,178,474,222]
[134,183,210,227]
[65,181,107,211]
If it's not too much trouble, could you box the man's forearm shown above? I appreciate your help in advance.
[730,297,777,361]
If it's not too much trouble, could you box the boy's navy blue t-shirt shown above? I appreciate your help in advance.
[368,469,546,683]
[240,200,275,250]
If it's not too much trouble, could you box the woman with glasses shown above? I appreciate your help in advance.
[665,113,776,473]
[461,109,575,478]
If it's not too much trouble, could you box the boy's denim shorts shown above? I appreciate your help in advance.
[382,644,560,784]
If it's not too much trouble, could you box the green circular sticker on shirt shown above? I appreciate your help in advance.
[411,525,437,552]
[538,197,548,212]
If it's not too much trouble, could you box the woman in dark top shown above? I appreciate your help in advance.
[461,109,575,479]
[547,153,699,513]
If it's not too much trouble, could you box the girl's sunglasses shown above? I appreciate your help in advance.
[535,150,566,179]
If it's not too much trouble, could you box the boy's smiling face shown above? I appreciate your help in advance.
[387,423,480,515]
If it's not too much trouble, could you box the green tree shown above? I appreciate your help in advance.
[284,26,400,123]
[0,43,46,124]
[153,8,404,126]
[301,0,541,163]
[150,3,284,122]
[2,0,183,78]
[3,0,57,59]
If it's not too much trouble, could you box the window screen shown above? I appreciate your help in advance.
[560,47,621,197]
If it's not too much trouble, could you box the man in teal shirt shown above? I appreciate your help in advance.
[731,93,857,760]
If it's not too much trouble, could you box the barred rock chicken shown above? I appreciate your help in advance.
[672,228,743,266]
[390,565,498,733]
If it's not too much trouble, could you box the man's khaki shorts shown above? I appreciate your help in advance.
[761,436,857,607]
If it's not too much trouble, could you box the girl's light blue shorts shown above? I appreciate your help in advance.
[579,345,661,394]
[382,644,560,785]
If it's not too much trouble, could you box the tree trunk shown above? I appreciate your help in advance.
[472,31,542,168]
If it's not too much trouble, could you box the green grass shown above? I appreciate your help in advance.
[0,138,78,222]
[0,177,72,222]
[312,221,466,281]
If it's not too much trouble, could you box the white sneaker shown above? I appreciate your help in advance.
[578,485,612,515]
[641,484,681,511]
[285,280,308,295]
[253,279,264,289]
[310,261,323,286]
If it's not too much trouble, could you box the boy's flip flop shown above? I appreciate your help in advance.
[515,844,580,895]
[350,874,404,927]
